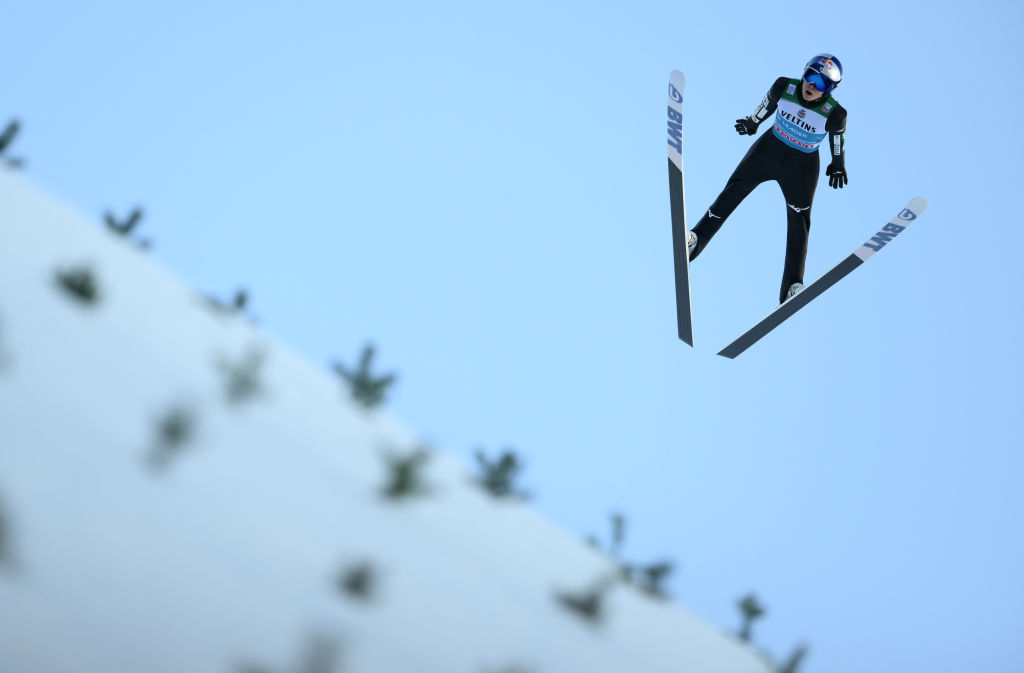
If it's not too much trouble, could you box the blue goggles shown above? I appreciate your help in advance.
[803,71,831,93]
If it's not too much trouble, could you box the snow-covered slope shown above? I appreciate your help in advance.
[0,168,772,673]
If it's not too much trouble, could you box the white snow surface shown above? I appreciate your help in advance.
[0,168,772,673]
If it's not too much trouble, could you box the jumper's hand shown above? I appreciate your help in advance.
[734,118,758,136]
[826,163,848,189]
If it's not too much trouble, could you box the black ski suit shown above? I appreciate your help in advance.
[689,77,848,303]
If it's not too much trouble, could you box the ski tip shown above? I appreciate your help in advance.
[670,70,685,85]
[908,197,928,214]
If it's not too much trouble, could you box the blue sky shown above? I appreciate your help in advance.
[6,1,1024,671]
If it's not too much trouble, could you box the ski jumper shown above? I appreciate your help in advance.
[690,77,848,303]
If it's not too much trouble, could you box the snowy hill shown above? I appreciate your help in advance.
[0,168,772,673]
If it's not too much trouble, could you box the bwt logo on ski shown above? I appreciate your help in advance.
[669,83,683,104]
[863,220,911,251]
[667,94,683,154]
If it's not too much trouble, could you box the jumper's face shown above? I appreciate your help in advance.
[801,77,826,102]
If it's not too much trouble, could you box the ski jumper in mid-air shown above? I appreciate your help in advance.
[686,54,848,304]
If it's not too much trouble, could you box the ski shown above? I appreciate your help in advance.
[718,197,929,359]
[667,70,693,346]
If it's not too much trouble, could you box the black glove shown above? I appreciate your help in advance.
[826,163,848,189]
[734,118,758,136]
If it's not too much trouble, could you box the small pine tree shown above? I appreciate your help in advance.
[555,573,617,626]
[381,448,431,500]
[588,512,631,580]
[146,405,199,473]
[337,561,378,602]
[55,266,101,306]
[332,343,396,409]
[104,207,143,236]
[0,120,25,168]
[586,513,675,597]
[104,207,151,248]
[206,288,250,315]
[635,561,674,599]
[777,644,809,673]
[474,448,530,500]
[610,513,626,558]
[737,592,767,642]
[216,348,267,406]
